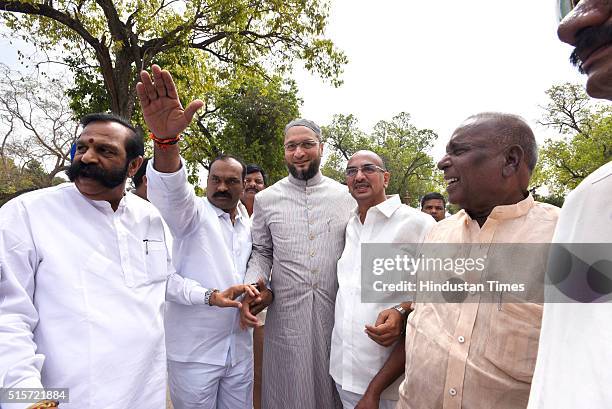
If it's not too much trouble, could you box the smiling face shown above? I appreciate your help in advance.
[558,0,612,99]
[346,150,389,208]
[437,119,509,215]
[284,126,323,180]
[242,171,265,200]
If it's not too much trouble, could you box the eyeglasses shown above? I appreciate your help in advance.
[345,164,386,178]
[558,0,580,21]
[284,140,319,152]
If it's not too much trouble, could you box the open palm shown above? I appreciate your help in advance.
[136,64,204,139]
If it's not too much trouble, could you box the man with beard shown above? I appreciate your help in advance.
[239,118,356,409]
[241,164,267,217]
[138,65,255,409]
[0,113,256,409]
[527,2,612,408]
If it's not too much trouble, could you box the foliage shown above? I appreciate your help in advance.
[0,0,346,119]
[533,82,612,197]
[0,63,76,204]
[321,113,443,207]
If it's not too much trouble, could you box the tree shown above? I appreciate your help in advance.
[532,83,612,197]
[0,63,76,203]
[321,113,443,207]
[180,72,301,185]
[0,0,346,119]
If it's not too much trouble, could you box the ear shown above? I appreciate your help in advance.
[501,145,523,178]
[128,156,144,178]
[319,142,324,156]
[383,171,390,188]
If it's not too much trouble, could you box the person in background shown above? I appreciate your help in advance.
[131,157,150,200]
[241,164,266,217]
[420,192,446,222]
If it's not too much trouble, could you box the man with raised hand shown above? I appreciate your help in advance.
[0,113,254,409]
[331,150,434,409]
[528,2,612,408]
[357,113,559,409]
[137,65,255,409]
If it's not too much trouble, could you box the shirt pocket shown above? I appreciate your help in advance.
[484,302,543,383]
[136,239,169,286]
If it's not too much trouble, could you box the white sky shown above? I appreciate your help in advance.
[292,0,586,161]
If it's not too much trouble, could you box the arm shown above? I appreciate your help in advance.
[356,338,406,409]
[365,302,411,347]
[241,195,274,327]
[0,201,45,409]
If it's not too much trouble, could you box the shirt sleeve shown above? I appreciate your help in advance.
[0,200,45,406]
[244,194,273,287]
[146,158,199,239]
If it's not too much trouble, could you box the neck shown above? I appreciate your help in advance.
[357,195,386,224]
[466,190,528,227]
[224,206,238,223]
[241,197,254,217]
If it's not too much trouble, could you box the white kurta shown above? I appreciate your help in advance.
[330,195,435,399]
[528,161,612,409]
[146,160,253,366]
[0,183,205,409]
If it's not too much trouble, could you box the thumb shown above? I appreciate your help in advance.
[184,99,204,122]
[374,310,389,327]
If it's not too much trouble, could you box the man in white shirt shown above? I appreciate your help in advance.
[138,65,255,409]
[0,113,255,409]
[527,2,612,408]
[330,150,435,409]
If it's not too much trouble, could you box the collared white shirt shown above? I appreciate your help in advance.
[330,195,435,398]
[147,160,253,366]
[0,183,203,409]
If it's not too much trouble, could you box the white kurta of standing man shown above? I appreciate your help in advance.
[0,183,207,409]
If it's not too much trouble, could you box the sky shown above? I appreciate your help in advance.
[292,0,588,161]
[0,0,604,169]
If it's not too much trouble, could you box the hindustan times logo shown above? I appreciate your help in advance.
[372,254,487,276]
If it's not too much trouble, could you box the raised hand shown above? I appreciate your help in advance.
[136,64,204,138]
[365,308,404,347]
[210,284,259,308]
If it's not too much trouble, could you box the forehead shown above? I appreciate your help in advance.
[448,119,497,146]
[347,152,383,167]
[424,199,444,207]
[210,158,243,177]
[246,171,264,180]
[78,121,130,146]
[284,126,318,142]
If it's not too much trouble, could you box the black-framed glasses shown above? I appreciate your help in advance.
[284,140,319,152]
[345,164,386,178]
[558,0,580,21]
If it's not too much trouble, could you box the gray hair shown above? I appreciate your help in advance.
[284,118,322,141]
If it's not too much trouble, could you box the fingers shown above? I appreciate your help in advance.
[240,303,260,328]
[153,65,167,98]
[374,309,390,327]
[160,68,178,99]
[184,100,204,122]
[139,68,158,101]
[135,82,150,107]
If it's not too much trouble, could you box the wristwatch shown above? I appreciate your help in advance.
[393,304,408,317]
[205,289,219,306]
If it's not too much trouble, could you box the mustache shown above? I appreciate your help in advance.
[66,160,127,189]
[213,191,232,198]
[570,24,612,73]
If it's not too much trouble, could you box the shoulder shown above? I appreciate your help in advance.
[566,162,612,204]
[2,183,73,213]
[530,201,561,222]
[254,177,290,205]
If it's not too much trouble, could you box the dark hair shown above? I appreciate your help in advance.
[421,192,446,208]
[209,154,247,180]
[132,157,149,188]
[80,113,144,161]
[246,163,267,185]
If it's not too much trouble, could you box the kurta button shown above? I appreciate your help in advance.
[310,250,316,257]
[458,336,465,343]
[309,220,314,225]
[449,388,457,396]
[309,234,315,240]
[313,283,318,289]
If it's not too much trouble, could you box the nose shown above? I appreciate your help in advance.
[558,2,612,45]
[80,147,97,164]
[437,154,451,171]
[354,168,367,181]
[293,145,306,158]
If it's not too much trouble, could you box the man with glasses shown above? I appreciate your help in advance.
[239,119,355,409]
[136,65,255,409]
[527,2,612,408]
[330,150,434,409]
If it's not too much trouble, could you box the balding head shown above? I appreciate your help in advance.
[346,150,389,212]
